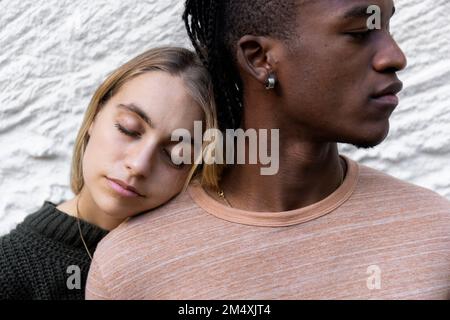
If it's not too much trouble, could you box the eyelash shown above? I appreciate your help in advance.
[347,29,372,40]
[115,123,185,170]
[115,123,141,138]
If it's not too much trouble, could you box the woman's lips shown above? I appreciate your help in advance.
[106,178,142,198]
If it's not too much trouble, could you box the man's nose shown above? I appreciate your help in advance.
[372,34,408,73]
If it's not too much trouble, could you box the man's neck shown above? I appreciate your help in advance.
[216,92,346,212]
[219,139,345,212]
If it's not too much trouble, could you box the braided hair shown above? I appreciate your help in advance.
[183,0,298,131]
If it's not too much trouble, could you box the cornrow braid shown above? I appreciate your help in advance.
[184,0,242,131]
[183,0,299,131]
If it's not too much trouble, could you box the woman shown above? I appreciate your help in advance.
[0,47,219,300]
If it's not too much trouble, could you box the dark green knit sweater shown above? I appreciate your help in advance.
[0,201,108,300]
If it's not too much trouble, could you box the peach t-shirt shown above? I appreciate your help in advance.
[86,155,450,299]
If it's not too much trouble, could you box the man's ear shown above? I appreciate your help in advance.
[236,35,276,86]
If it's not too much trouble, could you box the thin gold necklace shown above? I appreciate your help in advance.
[218,158,346,209]
[76,197,93,261]
[217,189,232,208]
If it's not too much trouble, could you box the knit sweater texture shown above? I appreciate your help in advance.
[0,201,108,300]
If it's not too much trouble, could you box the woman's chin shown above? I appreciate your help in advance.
[93,197,134,219]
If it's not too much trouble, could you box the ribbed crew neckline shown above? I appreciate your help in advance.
[189,155,360,227]
[19,201,109,249]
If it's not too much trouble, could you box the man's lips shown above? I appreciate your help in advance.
[372,94,399,105]
[370,81,403,108]
[106,177,144,197]
[372,81,403,98]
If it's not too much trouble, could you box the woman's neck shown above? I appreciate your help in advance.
[57,192,124,231]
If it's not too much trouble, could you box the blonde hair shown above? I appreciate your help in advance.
[70,47,222,195]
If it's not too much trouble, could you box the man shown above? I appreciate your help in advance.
[86,0,450,299]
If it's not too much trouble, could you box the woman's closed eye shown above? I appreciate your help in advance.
[115,123,142,138]
[115,122,185,169]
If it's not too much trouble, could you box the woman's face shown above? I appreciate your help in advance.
[82,71,204,219]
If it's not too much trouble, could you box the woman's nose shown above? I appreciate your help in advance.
[124,141,158,179]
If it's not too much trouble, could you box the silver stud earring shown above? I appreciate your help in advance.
[265,73,276,90]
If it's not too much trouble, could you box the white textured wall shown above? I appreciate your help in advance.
[0,0,449,235]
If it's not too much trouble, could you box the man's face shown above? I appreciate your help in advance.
[276,0,407,148]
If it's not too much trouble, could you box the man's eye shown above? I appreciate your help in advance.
[347,30,372,40]
[115,123,141,138]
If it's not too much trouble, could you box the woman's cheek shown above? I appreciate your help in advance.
[102,126,129,157]
[157,166,186,191]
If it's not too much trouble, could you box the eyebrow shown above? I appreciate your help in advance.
[343,4,396,20]
[117,103,153,128]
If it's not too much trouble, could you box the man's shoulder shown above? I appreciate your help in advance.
[93,190,203,260]
[352,162,450,237]
[356,162,450,208]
